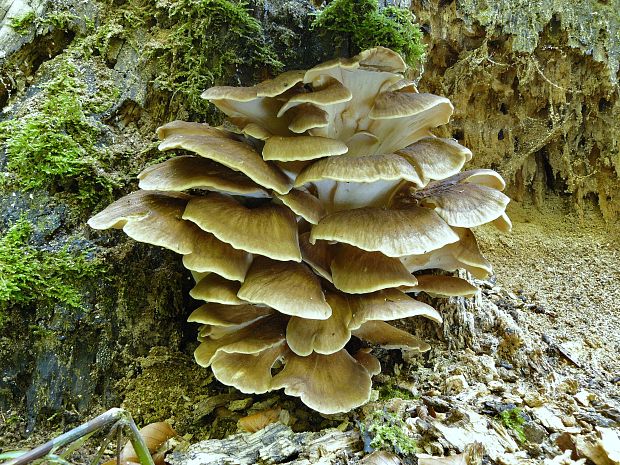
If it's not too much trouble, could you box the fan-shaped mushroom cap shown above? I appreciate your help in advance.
[357,46,407,73]
[287,104,329,133]
[412,172,510,228]
[210,342,287,394]
[157,123,291,194]
[138,156,268,197]
[369,93,454,154]
[286,293,352,356]
[181,230,252,282]
[352,320,431,352]
[402,275,478,297]
[456,168,506,190]
[295,153,423,211]
[88,190,195,254]
[330,244,418,294]
[296,153,422,186]
[401,228,492,279]
[274,189,326,224]
[344,288,442,330]
[302,56,360,84]
[310,206,459,257]
[271,349,373,414]
[397,137,472,185]
[237,256,331,319]
[387,79,418,93]
[200,86,292,136]
[353,349,382,376]
[299,232,333,282]
[277,79,352,117]
[492,212,513,232]
[194,314,287,367]
[188,303,273,326]
[242,122,272,141]
[262,136,348,162]
[156,120,223,139]
[183,193,301,262]
[254,70,306,97]
[190,274,245,304]
[345,131,380,156]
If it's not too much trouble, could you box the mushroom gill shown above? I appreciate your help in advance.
[88,47,510,414]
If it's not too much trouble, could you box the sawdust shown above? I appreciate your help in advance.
[476,196,620,380]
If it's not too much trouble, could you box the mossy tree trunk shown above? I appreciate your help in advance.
[0,0,618,442]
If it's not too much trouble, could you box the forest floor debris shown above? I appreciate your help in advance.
[1,198,619,465]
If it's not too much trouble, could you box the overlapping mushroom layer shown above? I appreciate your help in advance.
[89,47,510,414]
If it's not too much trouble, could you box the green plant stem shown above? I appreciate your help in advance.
[6,408,155,465]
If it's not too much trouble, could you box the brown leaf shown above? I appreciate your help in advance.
[121,422,177,463]
[238,408,282,433]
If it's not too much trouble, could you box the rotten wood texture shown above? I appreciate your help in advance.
[168,423,363,465]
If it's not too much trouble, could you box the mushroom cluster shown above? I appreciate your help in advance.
[89,47,510,414]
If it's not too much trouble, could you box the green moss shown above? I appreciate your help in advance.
[361,410,417,456]
[0,217,104,328]
[8,11,36,34]
[377,382,417,401]
[82,0,283,118]
[312,0,425,67]
[154,0,283,116]
[40,11,80,30]
[499,408,526,443]
[0,60,120,208]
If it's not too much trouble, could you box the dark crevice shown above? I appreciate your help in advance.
[0,29,75,109]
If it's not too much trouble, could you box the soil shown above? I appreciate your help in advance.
[477,196,620,384]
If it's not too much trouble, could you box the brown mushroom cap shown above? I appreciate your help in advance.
[156,120,224,139]
[352,320,431,352]
[254,70,306,97]
[194,314,287,367]
[368,93,454,154]
[262,135,349,162]
[310,206,459,257]
[157,123,291,194]
[277,79,352,117]
[181,230,252,282]
[401,228,492,279]
[188,303,273,326]
[286,293,352,356]
[492,212,513,232]
[200,87,291,136]
[210,342,287,394]
[183,193,301,262]
[413,173,510,228]
[357,46,407,73]
[343,288,442,330]
[190,273,245,304]
[402,275,478,297]
[138,156,268,197]
[237,256,331,319]
[271,349,373,414]
[274,189,326,225]
[330,244,418,294]
[88,190,194,254]
[241,123,272,141]
[397,137,473,185]
[287,104,329,133]
[353,349,382,376]
[299,232,333,282]
[295,153,423,186]
[295,153,423,211]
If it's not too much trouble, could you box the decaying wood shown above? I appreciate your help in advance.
[167,423,363,465]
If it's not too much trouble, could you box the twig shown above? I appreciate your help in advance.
[4,408,155,465]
